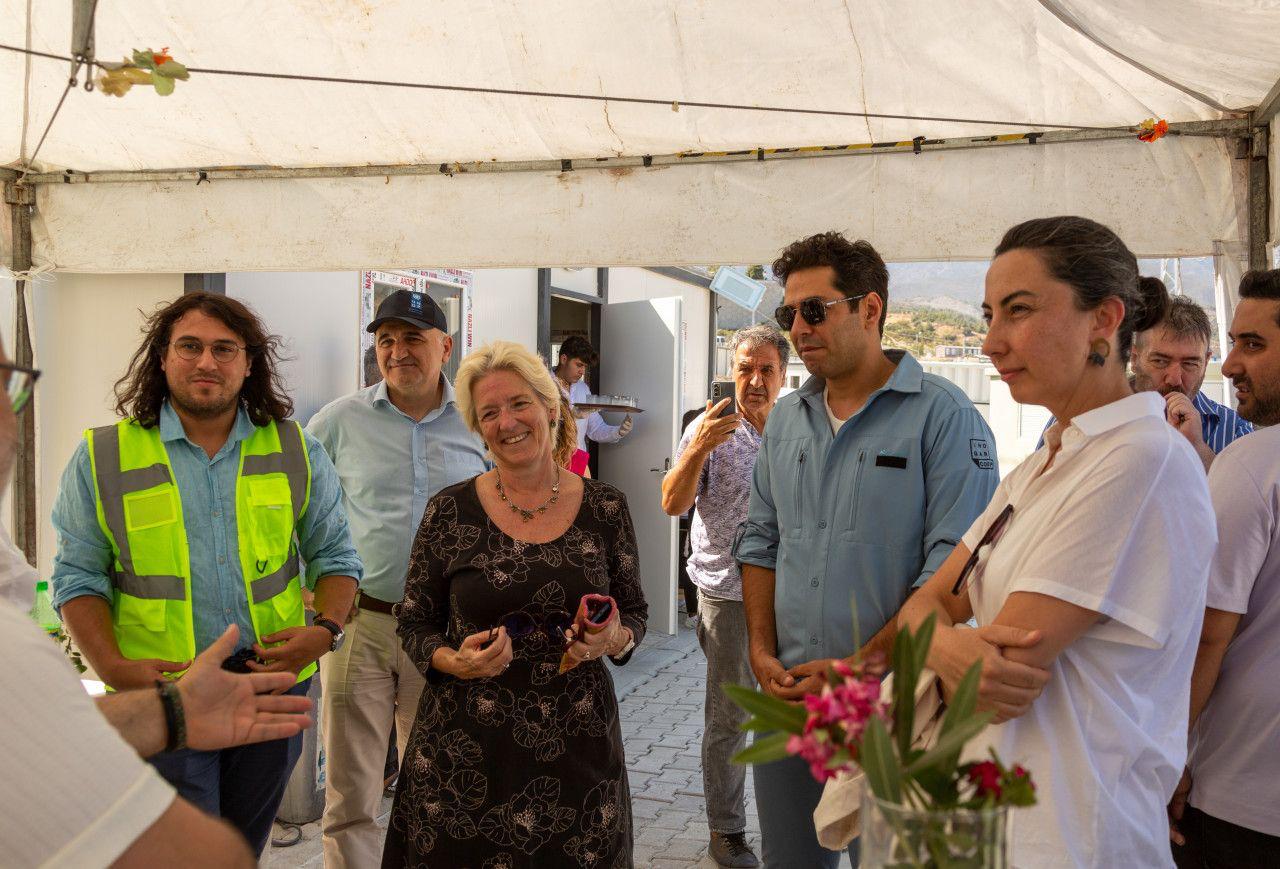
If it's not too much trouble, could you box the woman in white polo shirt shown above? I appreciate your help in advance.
[897,216,1215,868]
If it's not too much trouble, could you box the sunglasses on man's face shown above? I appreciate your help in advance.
[774,293,869,331]
[951,504,1014,596]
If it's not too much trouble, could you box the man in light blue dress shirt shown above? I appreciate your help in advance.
[308,289,488,868]
[734,234,999,868]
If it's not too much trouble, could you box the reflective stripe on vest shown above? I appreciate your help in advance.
[87,417,314,683]
[88,423,187,602]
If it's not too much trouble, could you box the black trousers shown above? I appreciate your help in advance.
[1173,805,1280,869]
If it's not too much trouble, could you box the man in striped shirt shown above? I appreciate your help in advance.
[1039,288,1251,467]
[1131,295,1252,468]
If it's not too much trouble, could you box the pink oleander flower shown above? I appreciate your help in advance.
[786,663,887,781]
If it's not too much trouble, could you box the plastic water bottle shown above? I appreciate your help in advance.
[31,580,60,637]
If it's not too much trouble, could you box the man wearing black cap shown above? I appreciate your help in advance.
[308,289,488,868]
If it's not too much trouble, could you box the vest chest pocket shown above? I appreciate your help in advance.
[122,488,183,574]
[123,489,177,531]
[245,476,295,560]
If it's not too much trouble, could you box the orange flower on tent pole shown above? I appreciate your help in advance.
[1137,118,1169,143]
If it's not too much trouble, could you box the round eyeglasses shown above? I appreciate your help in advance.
[169,338,247,363]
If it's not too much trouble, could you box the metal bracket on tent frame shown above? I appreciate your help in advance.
[15,118,1255,186]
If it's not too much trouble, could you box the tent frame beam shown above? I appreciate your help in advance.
[1255,75,1280,127]
[16,118,1253,186]
[3,167,38,566]
[1248,125,1271,271]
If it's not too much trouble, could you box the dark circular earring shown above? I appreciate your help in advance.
[1087,339,1110,367]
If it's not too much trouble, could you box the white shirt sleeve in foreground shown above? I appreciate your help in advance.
[1205,446,1274,614]
[0,601,175,869]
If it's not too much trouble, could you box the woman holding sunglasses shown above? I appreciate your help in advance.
[896,216,1215,868]
[384,341,648,868]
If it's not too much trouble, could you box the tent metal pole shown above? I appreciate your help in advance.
[1248,125,1270,271]
[15,118,1253,187]
[1255,76,1280,128]
[3,172,38,566]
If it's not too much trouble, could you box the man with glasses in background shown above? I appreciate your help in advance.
[733,233,1000,868]
[1037,286,1251,468]
[1131,294,1251,469]
[50,292,363,856]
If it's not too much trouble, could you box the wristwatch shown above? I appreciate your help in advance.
[313,616,345,653]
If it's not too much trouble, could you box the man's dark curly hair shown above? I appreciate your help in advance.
[114,293,293,428]
[772,232,890,333]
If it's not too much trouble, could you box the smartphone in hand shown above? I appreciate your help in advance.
[710,380,737,417]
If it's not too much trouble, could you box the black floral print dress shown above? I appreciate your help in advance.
[383,477,648,869]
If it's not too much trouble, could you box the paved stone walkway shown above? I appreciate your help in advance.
[265,621,849,867]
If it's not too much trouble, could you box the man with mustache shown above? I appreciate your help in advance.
[733,233,1000,868]
[1171,269,1280,867]
[308,289,488,867]
[51,293,363,856]
[662,324,790,868]
[1130,293,1251,469]
[1039,286,1252,468]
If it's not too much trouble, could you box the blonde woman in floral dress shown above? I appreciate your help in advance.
[383,341,648,869]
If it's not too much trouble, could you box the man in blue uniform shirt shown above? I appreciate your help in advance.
[734,233,999,868]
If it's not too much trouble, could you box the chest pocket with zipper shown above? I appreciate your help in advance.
[770,436,814,538]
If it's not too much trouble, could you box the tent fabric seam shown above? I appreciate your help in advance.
[1034,0,1232,113]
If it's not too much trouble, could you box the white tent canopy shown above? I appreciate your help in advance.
[2,1,1279,270]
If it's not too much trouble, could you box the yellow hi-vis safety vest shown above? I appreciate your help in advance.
[85,417,316,684]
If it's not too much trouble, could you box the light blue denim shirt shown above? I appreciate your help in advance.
[734,351,999,669]
[307,378,489,603]
[51,402,363,654]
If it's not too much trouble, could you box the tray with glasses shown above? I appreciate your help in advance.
[571,394,644,414]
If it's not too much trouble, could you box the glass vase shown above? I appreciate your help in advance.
[860,782,1011,869]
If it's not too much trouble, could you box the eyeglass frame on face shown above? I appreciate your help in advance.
[774,293,869,331]
[950,504,1015,596]
[0,361,40,413]
[167,337,248,363]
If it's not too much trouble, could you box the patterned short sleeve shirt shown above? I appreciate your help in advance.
[674,412,763,600]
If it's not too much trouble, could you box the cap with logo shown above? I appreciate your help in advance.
[366,289,448,333]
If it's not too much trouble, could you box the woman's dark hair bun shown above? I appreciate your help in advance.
[1133,275,1170,335]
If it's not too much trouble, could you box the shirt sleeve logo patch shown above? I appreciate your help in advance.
[969,438,994,469]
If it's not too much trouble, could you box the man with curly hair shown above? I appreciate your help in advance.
[734,233,999,867]
[51,292,362,856]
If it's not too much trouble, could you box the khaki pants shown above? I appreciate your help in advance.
[320,608,425,869]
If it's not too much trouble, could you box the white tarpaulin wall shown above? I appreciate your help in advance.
[3,0,1279,270]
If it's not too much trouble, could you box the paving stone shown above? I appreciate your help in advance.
[634,824,678,847]
[648,808,698,830]
[655,837,709,861]
[668,753,703,772]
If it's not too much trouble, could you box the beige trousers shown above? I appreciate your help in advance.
[320,608,425,869]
